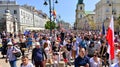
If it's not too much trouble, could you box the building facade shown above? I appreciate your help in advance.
[74,0,95,30]
[57,20,71,30]
[75,0,85,30]
[94,0,120,30]
[0,0,48,33]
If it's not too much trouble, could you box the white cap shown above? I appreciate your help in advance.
[7,42,13,46]
[35,42,40,46]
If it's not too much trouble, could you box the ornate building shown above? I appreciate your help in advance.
[94,0,120,31]
[74,0,95,30]
[0,0,48,33]
[74,0,85,30]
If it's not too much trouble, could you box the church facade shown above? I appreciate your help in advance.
[74,0,95,30]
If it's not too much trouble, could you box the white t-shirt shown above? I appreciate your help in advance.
[21,62,33,67]
[113,49,120,63]
[110,63,119,67]
[90,57,102,67]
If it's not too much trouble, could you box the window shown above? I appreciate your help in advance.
[112,8,116,15]
[80,6,82,10]
[80,15,82,18]
[106,0,110,4]
[106,8,109,12]
[21,11,23,15]
[14,10,17,14]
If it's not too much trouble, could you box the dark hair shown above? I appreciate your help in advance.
[94,50,99,56]
[44,42,48,49]
[79,47,86,52]
[22,55,29,59]
[89,41,94,48]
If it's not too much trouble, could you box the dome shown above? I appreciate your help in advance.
[78,0,84,4]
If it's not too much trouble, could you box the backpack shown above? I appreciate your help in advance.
[13,46,21,58]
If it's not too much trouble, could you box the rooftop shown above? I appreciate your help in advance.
[85,11,95,15]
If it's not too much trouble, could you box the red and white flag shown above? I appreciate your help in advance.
[106,15,114,60]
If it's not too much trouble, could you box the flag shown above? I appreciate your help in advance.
[52,10,56,17]
[106,15,114,60]
[102,22,105,35]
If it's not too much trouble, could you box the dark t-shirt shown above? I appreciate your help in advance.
[74,56,89,67]
[32,48,47,62]
[66,44,72,51]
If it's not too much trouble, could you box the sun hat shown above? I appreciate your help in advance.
[7,42,13,46]
[35,42,40,46]
[72,38,76,42]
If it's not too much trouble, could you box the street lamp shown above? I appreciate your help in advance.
[44,0,58,36]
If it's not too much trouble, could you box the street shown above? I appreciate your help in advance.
[0,52,74,67]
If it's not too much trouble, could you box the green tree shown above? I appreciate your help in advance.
[45,21,56,29]
[115,16,120,32]
[117,16,120,25]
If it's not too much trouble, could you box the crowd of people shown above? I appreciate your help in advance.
[0,30,120,67]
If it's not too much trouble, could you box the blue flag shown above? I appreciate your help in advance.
[102,22,105,35]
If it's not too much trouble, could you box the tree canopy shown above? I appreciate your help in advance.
[45,21,56,29]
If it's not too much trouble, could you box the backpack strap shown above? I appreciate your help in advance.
[20,63,23,67]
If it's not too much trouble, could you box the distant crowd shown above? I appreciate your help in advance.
[0,30,120,67]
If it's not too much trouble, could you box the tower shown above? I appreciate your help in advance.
[75,0,85,30]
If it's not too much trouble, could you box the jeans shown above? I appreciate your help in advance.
[9,60,17,67]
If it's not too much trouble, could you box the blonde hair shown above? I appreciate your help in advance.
[116,51,120,57]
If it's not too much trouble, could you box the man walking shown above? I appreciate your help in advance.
[32,42,47,67]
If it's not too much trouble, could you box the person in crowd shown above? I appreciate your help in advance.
[94,38,101,52]
[113,43,120,63]
[42,36,51,49]
[26,35,33,52]
[20,55,33,67]
[56,34,61,43]
[74,48,89,67]
[32,42,47,67]
[52,41,61,66]
[90,50,102,67]
[62,47,71,66]
[79,36,87,49]
[5,42,21,67]
[65,40,72,65]
[63,38,68,47]
[43,42,52,64]
[87,41,96,58]
[19,35,27,56]
[99,40,108,66]
[1,38,7,58]
[60,30,65,45]
[72,38,78,59]
[111,50,120,67]
[0,37,2,49]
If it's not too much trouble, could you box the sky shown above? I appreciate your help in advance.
[16,0,100,25]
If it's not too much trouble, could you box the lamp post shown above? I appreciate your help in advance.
[44,0,58,36]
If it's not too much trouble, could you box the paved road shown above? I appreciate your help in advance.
[0,52,25,67]
[0,52,109,67]
[0,52,74,67]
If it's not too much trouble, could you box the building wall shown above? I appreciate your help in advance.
[95,0,120,28]
[75,2,95,30]
[0,1,48,33]
[75,4,85,30]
